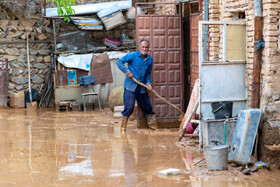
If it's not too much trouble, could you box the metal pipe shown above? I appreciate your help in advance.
[203,0,209,61]
[52,19,57,53]
[26,34,32,103]
[44,0,46,17]
[251,0,263,108]
[52,18,57,71]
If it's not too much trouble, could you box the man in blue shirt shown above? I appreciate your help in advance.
[116,39,158,131]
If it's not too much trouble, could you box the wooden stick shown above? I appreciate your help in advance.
[178,99,199,141]
[194,158,206,165]
[132,77,184,115]
[26,33,32,103]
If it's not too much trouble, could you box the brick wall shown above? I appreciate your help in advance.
[208,0,280,167]
[259,0,280,168]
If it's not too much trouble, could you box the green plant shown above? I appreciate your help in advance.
[47,0,76,22]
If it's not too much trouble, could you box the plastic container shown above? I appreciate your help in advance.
[79,76,94,86]
[10,92,24,108]
[204,145,229,170]
[211,101,233,119]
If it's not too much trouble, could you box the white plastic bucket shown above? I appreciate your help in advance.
[204,145,229,170]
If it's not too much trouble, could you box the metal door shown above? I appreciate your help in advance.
[198,21,247,148]
[136,3,184,126]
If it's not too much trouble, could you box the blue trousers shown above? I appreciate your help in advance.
[122,86,155,117]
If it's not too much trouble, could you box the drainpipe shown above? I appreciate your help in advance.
[44,0,46,17]
[250,0,263,108]
[203,0,209,61]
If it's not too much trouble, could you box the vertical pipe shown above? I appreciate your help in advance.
[52,19,57,53]
[203,0,209,61]
[52,18,57,71]
[251,0,263,108]
[198,21,203,150]
[27,34,32,102]
[44,0,46,17]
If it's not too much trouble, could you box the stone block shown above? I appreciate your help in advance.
[36,27,42,33]
[20,34,26,40]
[30,49,38,55]
[32,75,44,84]
[45,27,52,33]
[36,34,47,40]
[43,69,50,74]
[39,49,50,55]
[0,20,9,27]
[24,27,33,32]
[16,69,23,76]
[10,77,28,85]
[6,56,17,62]
[34,63,47,69]
[44,56,51,63]
[21,20,35,27]
[0,26,6,32]
[1,32,8,38]
[15,85,23,90]
[18,26,25,31]
[37,56,44,63]
[5,48,20,56]
[17,56,27,63]
[22,70,28,76]
[12,31,24,38]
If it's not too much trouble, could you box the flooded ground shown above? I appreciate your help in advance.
[0,107,279,186]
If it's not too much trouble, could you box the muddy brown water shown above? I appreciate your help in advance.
[0,108,279,186]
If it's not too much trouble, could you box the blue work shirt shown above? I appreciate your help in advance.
[116,51,153,93]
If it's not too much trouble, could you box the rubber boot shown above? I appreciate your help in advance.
[121,116,129,131]
[146,114,158,130]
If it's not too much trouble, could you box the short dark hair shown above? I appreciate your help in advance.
[139,39,150,47]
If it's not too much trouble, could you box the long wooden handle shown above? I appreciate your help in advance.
[178,99,199,141]
[132,77,184,115]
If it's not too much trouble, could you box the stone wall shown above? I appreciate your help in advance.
[0,8,52,93]
[0,1,137,96]
[208,0,280,167]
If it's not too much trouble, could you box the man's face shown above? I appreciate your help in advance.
[140,41,149,56]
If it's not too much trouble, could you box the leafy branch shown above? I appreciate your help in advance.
[47,0,76,22]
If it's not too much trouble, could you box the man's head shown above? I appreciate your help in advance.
[139,39,150,56]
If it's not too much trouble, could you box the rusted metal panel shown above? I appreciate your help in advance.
[190,12,199,92]
[251,17,263,108]
[136,4,184,124]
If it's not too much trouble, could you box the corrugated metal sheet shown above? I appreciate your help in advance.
[136,11,184,122]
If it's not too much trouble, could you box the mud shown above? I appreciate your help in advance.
[0,107,279,186]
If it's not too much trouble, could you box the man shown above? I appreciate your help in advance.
[116,39,158,131]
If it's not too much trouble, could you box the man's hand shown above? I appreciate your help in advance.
[127,72,133,78]
[147,84,152,91]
